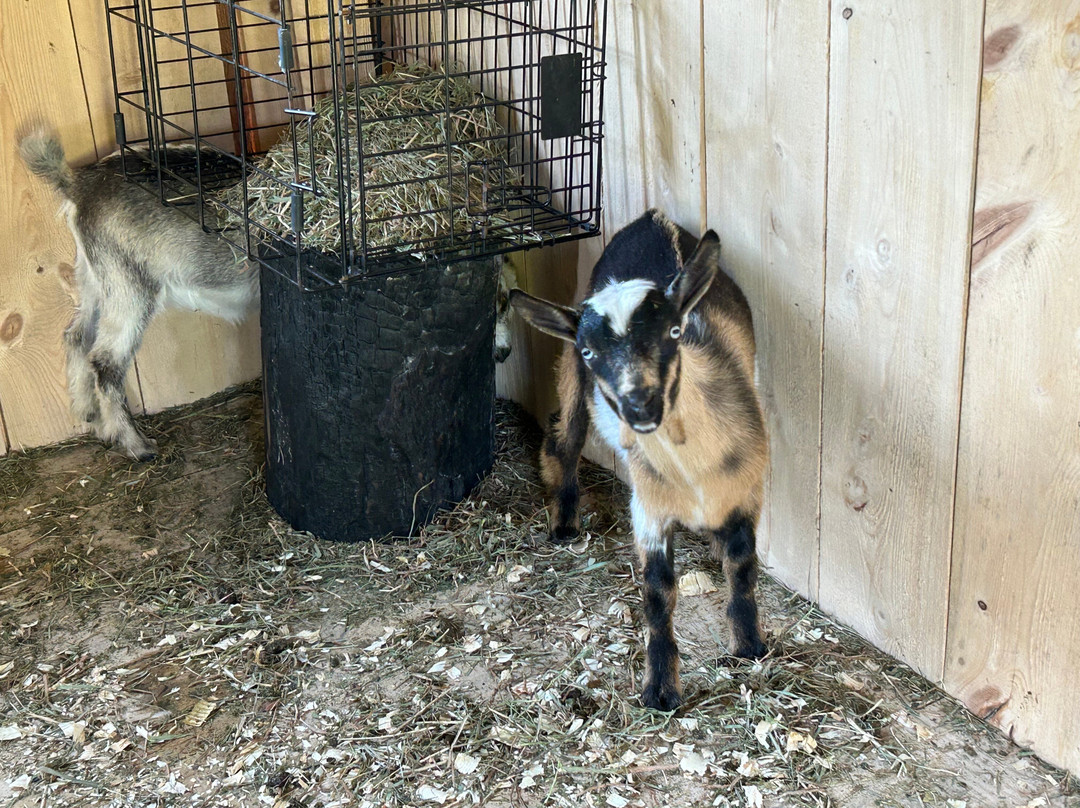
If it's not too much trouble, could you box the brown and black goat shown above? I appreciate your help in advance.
[510,209,769,710]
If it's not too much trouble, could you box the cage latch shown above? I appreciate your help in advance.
[113,113,127,148]
[540,53,584,140]
[278,25,294,73]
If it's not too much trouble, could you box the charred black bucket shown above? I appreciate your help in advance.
[261,259,497,541]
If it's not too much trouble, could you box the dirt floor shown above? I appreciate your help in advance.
[0,385,1077,808]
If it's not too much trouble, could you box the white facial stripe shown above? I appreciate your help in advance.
[586,279,656,337]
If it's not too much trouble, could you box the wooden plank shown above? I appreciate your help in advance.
[818,1,983,678]
[603,0,702,233]
[136,312,261,414]
[520,240,581,425]
[567,0,704,477]
[0,0,104,450]
[702,0,830,599]
[494,252,535,413]
[944,1,1080,775]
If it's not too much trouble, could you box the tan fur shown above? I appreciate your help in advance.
[591,305,768,534]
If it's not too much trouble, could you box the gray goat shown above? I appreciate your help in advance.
[19,131,258,460]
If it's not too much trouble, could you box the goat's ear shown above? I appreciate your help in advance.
[509,289,579,343]
[668,230,720,319]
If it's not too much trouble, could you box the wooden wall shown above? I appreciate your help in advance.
[500,0,1080,778]
[4,0,1079,779]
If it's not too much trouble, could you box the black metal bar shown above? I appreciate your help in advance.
[332,0,353,282]
[140,0,166,203]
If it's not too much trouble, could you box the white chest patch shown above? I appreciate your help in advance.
[591,385,627,462]
[586,279,656,336]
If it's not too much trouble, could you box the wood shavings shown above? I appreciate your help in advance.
[453,752,480,775]
[59,720,86,744]
[0,393,1074,808]
[183,699,218,727]
[678,749,707,775]
[0,725,23,741]
[678,570,717,597]
[743,784,764,808]
[417,785,449,803]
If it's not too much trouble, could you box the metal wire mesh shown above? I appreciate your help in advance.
[105,0,607,290]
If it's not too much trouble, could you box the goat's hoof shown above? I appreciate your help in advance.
[724,639,768,662]
[641,681,682,712]
[549,525,579,544]
[127,437,159,463]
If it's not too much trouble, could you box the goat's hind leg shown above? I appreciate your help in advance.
[87,291,157,461]
[64,304,100,425]
[711,510,767,660]
[540,345,589,542]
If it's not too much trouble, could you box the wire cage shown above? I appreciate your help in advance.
[105,0,607,290]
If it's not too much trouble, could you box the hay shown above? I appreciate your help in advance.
[1,394,1078,807]
[216,62,542,260]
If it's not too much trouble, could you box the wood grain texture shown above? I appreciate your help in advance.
[702,0,829,599]
[494,251,536,414]
[135,311,261,414]
[602,0,703,233]
[945,0,1080,774]
[520,241,582,426]
[0,0,108,450]
[818,0,983,679]
[578,0,705,477]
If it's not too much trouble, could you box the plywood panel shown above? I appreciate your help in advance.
[945,1,1080,775]
[602,0,702,233]
[136,312,261,414]
[819,1,983,679]
[0,0,102,450]
[702,0,829,599]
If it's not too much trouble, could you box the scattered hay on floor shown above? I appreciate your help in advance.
[215,62,544,259]
[0,391,1077,808]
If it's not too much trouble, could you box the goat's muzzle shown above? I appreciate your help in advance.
[621,389,663,433]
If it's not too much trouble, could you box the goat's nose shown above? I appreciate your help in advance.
[624,390,662,426]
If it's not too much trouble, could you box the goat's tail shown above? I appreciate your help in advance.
[19,129,74,198]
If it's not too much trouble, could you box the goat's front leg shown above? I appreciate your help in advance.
[633,494,680,710]
[540,347,589,542]
[711,510,767,659]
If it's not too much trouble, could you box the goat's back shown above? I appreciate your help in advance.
[67,153,248,295]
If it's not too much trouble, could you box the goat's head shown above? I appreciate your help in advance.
[493,257,517,363]
[510,229,720,433]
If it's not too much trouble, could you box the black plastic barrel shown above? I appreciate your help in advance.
[260,258,497,541]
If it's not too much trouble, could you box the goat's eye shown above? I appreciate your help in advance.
[669,325,682,340]
[581,348,595,361]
